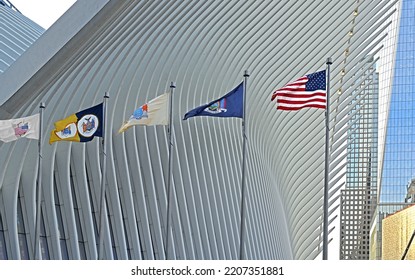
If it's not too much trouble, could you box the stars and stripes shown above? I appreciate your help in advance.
[271,70,326,110]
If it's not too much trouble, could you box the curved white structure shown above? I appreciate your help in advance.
[0,0,398,259]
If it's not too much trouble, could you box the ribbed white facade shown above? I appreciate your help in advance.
[0,0,399,260]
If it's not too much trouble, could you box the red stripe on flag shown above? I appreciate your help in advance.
[277,98,326,105]
[271,72,326,110]
[277,104,326,110]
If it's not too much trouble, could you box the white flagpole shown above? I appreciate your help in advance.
[323,57,332,260]
[34,102,45,260]
[165,81,176,259]
[239,70,249,260]
[98,92,109,260]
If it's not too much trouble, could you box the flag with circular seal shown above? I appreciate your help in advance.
[183,82,244,120]
[49,103,103,144]
[0,114,40,143]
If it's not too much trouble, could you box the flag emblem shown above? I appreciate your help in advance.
[118,93,169,133]
[183,82,243,120]
[204,99,227,114]
[271,70,326,110]
[62,127,72,136]
[56,123,77,139]
[49,103,103,144]
[14,122,29,137]
[78,114,99,137]
[132,104,149,120]
[0,114,40,143]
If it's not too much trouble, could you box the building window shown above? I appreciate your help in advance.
[70,167,87,260]
[0,213,8,260]
[106,200,118,260]
[120,203,132,260]
[114,177,132,259]
[39,209,50,260]
[85,164,99,251]
[54,177,69,260]
[340,65,378,260]
[17,191,29,260]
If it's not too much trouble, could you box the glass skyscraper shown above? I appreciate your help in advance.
[375,0,415,259]
[340,62,379,260]
[381,0,415,205]
[0,0,44,74]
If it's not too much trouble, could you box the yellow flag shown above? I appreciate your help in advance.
[49,114,79,144]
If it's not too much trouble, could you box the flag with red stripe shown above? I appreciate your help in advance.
[271,70,326,110]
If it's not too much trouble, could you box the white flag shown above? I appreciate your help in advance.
[0,113,40,142]
[119,93,170,133]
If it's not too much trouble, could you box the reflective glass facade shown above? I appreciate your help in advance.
[380,0,415,211]
[0,2,44,74]
[340,65,379,260]
[376,0,415,259]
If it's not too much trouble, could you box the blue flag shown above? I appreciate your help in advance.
[183,82,244,120]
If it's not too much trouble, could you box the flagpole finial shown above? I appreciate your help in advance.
[244,70,250,77]
[326,57,333,65]
[104,92,109,99]
[170,82,176,89]
[40,102,45,109]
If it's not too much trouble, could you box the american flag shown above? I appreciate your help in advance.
[271,70,326,110]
